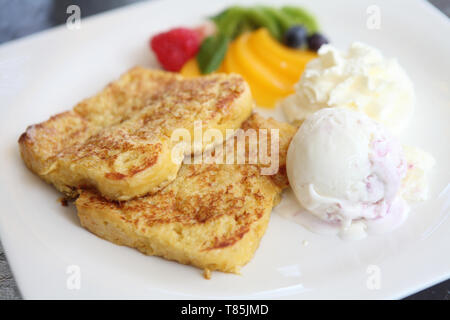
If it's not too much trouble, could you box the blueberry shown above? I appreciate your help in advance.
[307,33,329,51]
[283,25,307,48]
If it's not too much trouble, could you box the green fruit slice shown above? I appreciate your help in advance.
[281,6,319,34]
[246,7,281,40]
[196,33,230,74]
[260,6,293,35]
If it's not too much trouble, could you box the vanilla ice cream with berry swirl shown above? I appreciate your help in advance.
[281,42,415,133]
[286,108,409,239]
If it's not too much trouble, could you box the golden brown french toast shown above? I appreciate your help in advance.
[76,114,297,274]
[19,67,253,200]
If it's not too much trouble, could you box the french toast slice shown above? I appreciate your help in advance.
[76,114,297,274]
[19,67,253,200]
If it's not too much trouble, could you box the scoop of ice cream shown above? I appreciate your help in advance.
[286,108,407,227]
[281,42,415,133]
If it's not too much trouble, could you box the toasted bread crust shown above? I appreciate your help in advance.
[19,67,253,200]
[76,114,297,273]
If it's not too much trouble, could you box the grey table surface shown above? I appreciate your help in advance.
[0,0,449,300]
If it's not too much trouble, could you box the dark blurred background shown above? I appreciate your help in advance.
[0,0,148,44]
[0,0,448,45]
[0,0,449,300]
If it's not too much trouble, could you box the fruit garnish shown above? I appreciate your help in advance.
[179,57,202,77]
[157,5,325,108]
[181,28,317,108]
[150,27,200,72]
[245,7,282,40]
[249,29,316,81]
[181,57,225,77]
[225,29,317,107]
[283,25,308,48]
[200,5,321,74]
[212,6,248,39]
[280,6,319,34]
[196,33,230,74]
[194,20,217,42]
[307,33,329,51]
[212,6,319,40]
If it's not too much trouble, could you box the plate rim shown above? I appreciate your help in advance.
[0,0,449,299]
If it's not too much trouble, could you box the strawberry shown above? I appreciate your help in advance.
[150,27,201,72]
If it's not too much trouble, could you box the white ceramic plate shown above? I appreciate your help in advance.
[0,0,449,299]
